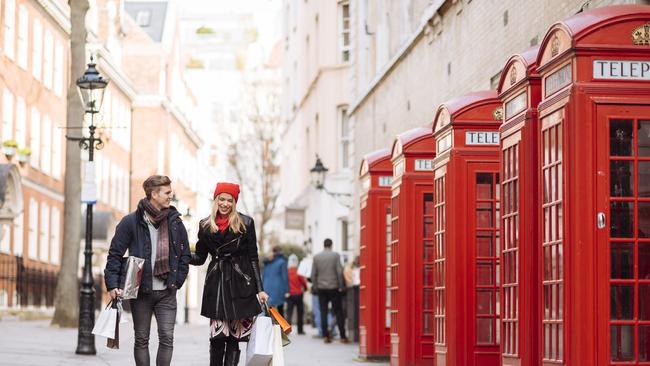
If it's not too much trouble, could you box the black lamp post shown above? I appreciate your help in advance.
[309,156,351,199]
[309,155,328,190]
[72,56,108,355]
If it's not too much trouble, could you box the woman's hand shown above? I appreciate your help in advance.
[258,291,269,304]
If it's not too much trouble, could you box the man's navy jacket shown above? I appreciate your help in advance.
[104,204,191,293]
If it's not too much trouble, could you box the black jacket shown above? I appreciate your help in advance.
[104,205,191,293]
[190,213,263,320]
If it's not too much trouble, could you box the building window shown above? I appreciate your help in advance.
[339,106,350,169]
[32,19,43,81]
[15,96,26,147]
[13,213,23,256]
[0,224,10,253]
[157,140,165,175]
[41,115,51,175]
[39,202,49,262]
[339,1,350,62]
[30,108,40,169]
[52,123,62,179]
[95,154,103,200]
[103,159,110,202]
[2,89,14,141]
[54,41,64,97]
[340,219,349,251]
[43,31,53,89]
[50,207,60,264]
[136,10,151,27]
[3,0,16,60]
[28,198,38,259]
[17,5,28,69]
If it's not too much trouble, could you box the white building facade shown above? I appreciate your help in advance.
[279,0,355,258]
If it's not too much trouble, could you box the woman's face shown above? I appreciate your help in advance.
[217,193,235,216]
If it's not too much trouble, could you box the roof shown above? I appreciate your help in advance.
[433,91,501,133]
[125,1,169,42]
[561,4,650,39]
[364,148,391,168]
[440,91,498,117]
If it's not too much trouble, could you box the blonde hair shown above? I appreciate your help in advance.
[201,194,247,234]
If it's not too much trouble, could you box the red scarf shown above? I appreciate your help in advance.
[215,214,230,233]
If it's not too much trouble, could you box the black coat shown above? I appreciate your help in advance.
[190,213,262,321]
[104,205,191,293]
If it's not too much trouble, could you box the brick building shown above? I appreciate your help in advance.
[346,0,649,247]
[0,0,69,309]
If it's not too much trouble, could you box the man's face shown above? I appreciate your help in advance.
[151,185,173,210]
[217,193,235,216]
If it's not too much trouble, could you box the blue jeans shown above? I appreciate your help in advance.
[130,288,177,366]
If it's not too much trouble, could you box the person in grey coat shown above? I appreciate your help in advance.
[311,238,349,344]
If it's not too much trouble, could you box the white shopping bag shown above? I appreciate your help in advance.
[92,301,119,339]
[92,299,128,339]
[245,316,274,366]
[270,324,285,366]
[296,257,312,279]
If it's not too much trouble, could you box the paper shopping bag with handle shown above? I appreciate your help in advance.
[92,299,119,339]
[270,324,286,366]
[269,306,292,335]
[245,315,274,366]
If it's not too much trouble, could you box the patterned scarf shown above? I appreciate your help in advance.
[139,198,171,278]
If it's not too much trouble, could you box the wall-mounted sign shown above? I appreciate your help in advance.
[505,91,527,119]
[378,176,392,187]
[545,63,572,96]
[285,208,305,230]
[415,159,434,171]
[465,131,499,145]
[593,60,650,80]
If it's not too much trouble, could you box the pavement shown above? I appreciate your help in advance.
[0,316,389,366]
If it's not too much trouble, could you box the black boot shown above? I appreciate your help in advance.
[224,340,241,366]
[210,338,226,366]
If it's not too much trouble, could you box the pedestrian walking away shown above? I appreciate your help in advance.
[263,245,289,317]
[311,238,349,344]
[286,254,308,335]
[104,175,191,366]
[189,182,269,366]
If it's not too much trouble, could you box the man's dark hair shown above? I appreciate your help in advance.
[324,238,333,248]
[143,175,172,199]
[272,245,283,255]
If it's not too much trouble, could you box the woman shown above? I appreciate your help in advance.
[286,254,307,334]
[190,182,269,366]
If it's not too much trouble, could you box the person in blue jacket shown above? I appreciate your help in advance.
[262,246,289,316]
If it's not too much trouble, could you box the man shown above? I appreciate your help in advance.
[104,175,191,366]
[311,238,349,344]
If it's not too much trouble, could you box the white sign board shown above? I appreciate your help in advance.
[465,131,499,145]
[593,60,650,80]
[81,161,97,204]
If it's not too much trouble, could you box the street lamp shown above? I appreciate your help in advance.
[72,56,108,355]
[309,155,328,190]
[309,156,352,201]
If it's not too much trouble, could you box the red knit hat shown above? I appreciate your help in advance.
[213,182,240,202]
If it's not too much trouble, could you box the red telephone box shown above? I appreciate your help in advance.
[431,91,502,366]
[389,127,436,366]
[359,148,393,360]
[496,47,542,366]
[534,5,650,365]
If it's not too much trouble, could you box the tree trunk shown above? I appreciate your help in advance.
[51,0,89,327]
